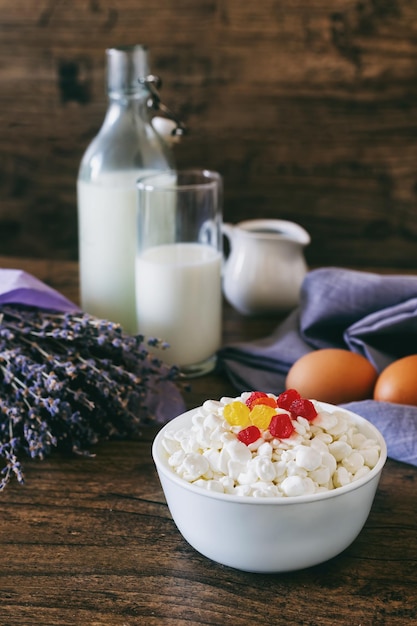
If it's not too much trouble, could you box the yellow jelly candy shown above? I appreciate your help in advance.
[223,401,251,427]
[249,405,277,430]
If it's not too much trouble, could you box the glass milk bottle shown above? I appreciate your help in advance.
[77,45,175,334]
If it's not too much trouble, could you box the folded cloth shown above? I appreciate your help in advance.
[218,267,417,466]
[0,268,80,312]
[0,269,185,422]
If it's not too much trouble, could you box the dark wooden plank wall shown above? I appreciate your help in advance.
[1,0,417,270]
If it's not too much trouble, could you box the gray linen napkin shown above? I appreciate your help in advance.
[218,267,417,466]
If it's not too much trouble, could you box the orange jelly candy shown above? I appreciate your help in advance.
[245,391,268,409]
[250,396,277,410]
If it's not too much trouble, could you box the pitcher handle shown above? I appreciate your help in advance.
[221,223,235,254]
[221,222,234,240]
[221,223,235,276]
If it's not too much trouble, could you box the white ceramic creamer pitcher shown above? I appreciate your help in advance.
[222,219,310,315]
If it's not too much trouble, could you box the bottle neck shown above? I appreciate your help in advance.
[107,87,149,103]
[103,89,151,131]
[106,45,150,94]
[77,46,175,181]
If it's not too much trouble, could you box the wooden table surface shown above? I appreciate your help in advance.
[0,256,416,626]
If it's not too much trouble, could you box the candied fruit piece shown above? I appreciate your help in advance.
[289,398,317,421]
[223,401,251,427]
[249,404,278,430]
[249,396,278,410]
[269,413,295,439]
[237,425,261,446]
[277,388,317,421]
[245,391,268,409]
[277,388,301,411]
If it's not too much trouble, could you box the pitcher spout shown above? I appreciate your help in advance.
[235,219,310,246]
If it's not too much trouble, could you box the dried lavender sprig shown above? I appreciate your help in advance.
[0,305,182,491]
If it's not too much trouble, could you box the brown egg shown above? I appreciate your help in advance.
[285,348,378,405]
[373,355,417,406]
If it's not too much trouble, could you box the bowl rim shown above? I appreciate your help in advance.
[152,401,388,506]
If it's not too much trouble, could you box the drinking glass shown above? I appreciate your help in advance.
[136,169,223,377]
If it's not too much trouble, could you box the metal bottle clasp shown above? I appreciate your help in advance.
[140,74,187,137]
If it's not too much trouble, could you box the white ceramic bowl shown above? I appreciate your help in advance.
[152,403,387,573]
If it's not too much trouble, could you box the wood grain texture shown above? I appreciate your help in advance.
[1,441,416,625]
[0,256,416,625]
[1,1,417,270]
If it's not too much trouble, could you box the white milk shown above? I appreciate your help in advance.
[78,171,177,335]
[135,243,222,367]
[78,171,147,335]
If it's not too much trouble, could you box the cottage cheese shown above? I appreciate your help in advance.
[160,393,381,498]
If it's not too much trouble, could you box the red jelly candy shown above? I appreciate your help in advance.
[245,391,268,409]
[276,388,301,411]
[268,413,295,439]
[237,425,261,446]
[289,398,317,421]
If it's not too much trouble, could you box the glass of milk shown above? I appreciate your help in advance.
[136,169,223,377]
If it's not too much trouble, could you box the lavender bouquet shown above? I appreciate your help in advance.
[0,271,185,491]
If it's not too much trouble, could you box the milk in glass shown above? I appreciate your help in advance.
[135,243,222,366]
